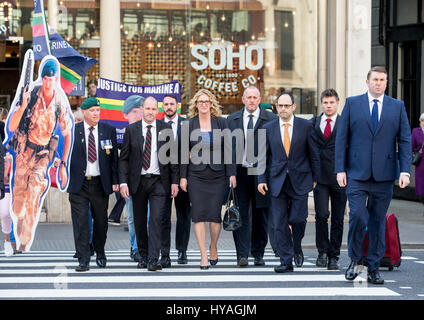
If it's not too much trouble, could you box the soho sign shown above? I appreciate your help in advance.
[191,44,264,92]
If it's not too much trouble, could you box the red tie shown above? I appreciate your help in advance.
[324,118,332,139]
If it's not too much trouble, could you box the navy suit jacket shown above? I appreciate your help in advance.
[67,121,119,195]
[335,93,411,181]
[258,116,320,197]
[227,107,278,208]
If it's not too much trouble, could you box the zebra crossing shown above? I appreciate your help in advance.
[0,249,401,299]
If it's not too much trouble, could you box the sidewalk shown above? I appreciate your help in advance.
[0,199,423,252]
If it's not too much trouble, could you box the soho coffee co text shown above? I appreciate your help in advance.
[191,44,264,93]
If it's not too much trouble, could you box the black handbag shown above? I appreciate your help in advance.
[412,142,424,166]
[223,187,242,231]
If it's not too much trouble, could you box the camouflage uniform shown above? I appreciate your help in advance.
[12,88,71,249]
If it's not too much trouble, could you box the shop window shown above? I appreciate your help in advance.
[274,10,294,71]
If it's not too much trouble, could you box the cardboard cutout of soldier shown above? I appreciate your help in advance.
[4,50,74,251]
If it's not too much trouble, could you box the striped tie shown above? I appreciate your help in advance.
[88,126,97,163]
[142,125,152,170]
[324,118,332,139]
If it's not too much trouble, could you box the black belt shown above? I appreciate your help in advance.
[141,174,160,179]
[85,175,100,181]
[26,140,49,153]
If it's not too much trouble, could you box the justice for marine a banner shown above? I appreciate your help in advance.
[96,78,182,143]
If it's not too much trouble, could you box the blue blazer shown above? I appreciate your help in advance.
[67,121,119,195]
[258,116,320,197]
[335,93,411,182]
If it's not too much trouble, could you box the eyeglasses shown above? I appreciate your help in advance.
[197,100,211,105]
[276,104,293,109]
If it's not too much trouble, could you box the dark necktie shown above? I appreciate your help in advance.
[246,114,254,164]
[88,126,97,163]
[372,99,379,133]
[323,118,332,139]
[142,125,152,170]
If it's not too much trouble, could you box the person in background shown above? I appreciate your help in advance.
[87,80,97,98]
[159,94,191,267]
[180,89,237,270]
[0,107,8,142]
[120,95,144,262]
[227,86,277,267]
[411,113,424,210]
[311,89,347,270]
[0,147,12,256]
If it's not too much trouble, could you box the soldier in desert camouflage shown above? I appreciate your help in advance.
[8,60,73,251]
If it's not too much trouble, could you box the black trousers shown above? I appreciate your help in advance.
[69,177,109,265]
[132,175,168,261]
[313,183,347,258]
[161,190,191,256]
[108,191,126,222]
[233,167,269,259]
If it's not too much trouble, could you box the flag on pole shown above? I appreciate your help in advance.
[32,0,97,94]
[32,0,51,59]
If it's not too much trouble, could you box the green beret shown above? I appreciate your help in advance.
[80,97,100,110]
[260,104,273,110]
[42,60,58,77]
[123,95,144,114]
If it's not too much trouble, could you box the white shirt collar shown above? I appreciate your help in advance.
[322,113,338,122]
[84,121,98,131]
[243,107,260,119]
[164,114,179,123]
[279,116,294,127]
[368,91,384,104]
[142,120,156,129]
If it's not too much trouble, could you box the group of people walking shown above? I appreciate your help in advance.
[1,66,413,286]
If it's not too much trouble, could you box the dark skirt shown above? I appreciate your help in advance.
[187,167,226,223]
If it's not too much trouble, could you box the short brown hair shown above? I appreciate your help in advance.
[367,66,388,80]
[320,89,339,102]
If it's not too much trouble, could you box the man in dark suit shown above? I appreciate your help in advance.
[119,96,179,271]
[311,89,347,270]
[227,86,278,267]
[258,93,319,273]
[335,66,411,284]
[68,97,119,272]
[159,94,191,267]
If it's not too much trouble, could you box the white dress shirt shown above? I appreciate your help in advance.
[320,114,337,135]
[279,116,294,146]
[243,107,260,167]
[164,114,179,140]
[368,91,384,121]
[84,121,100,176]
[141,120,160,175]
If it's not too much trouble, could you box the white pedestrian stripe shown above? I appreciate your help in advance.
[0,250,401,299]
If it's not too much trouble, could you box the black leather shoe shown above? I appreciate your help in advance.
[345,260,362,281]
[200,265,209,270]
[254,257,265,266]
[75,263,90,272]
[96,257,107,268]
[160,256,171,268]
[367,270,384,285]
[237,257,248,267]
[294,252,304,268]
[316,253,328,267]
[130,248,134,260]
[177,251,188,264]
[73,252,79,259]
[148,259,162,271]
[274,263,294,273]
[137,256,148,269]
[327,257,339,270]
[90,243,95,256]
